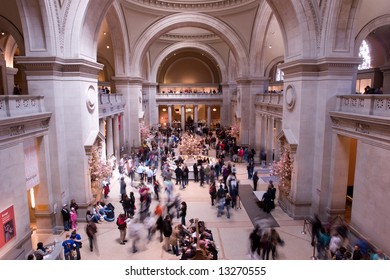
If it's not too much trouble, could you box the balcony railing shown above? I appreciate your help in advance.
[335,94,390,117]
[0,96,46,119]
[156,91,223,102]
[255,93,284,106]
[98,93,125,118]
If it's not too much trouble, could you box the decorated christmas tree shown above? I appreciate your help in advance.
[88,144,112,202]
[178,133,203,156]
[271,143,293,195]
[139,121,152,142]
[227,121,240,139]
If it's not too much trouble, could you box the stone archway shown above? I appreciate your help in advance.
[150,42,228,84]
[130,13,249,79]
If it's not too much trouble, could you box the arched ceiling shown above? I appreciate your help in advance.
[157,49,221,83]
[125,0,258,13]
[365,25,390,67]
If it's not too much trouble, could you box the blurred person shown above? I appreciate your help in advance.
[85,221,98,252]
[116,213,128,245]
[252,171,259,191]
[352,245,363,260]
[371,249,389,260]
[249,226,261,259]
[128,219,143,253]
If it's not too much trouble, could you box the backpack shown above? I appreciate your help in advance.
[116,216,126,229]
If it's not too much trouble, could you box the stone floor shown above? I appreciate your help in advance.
[32,154,314,260]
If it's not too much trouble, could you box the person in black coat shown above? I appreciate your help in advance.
[162,215,173,251]
[252,171,259,191]
[61,204,71,231]
[193,163,199,182]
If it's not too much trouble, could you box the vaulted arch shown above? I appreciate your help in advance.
[131,13,249,78]
[150,42,227,84]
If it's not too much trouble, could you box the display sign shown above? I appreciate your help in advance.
[0,206,16,248]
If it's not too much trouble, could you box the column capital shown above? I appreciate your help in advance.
[15,56,103,78]
[112,76,144,85]
[279,57,362,77]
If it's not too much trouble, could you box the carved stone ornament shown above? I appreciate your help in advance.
[285,85,296,110]
[86,86,97,112]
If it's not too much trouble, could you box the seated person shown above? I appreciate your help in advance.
[86,210,100,223]
[34,242,51,260]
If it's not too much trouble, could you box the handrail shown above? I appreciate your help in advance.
[301,216,317,259]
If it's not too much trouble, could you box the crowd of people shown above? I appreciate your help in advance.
[310,215,388,260]
[28,123,388,261]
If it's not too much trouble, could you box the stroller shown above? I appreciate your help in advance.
[104,202,115,222]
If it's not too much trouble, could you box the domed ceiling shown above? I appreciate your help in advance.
[127,0,257,12]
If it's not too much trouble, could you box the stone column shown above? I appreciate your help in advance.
[207,105,211,127]
[277,57,361,218]
[112,77,142,149]
[6,67,18,95]
[254,112,262,164]
[194,105,199,128]
[15,56,103,219]
[106,116,114,157]
[113,114,120,158]
[144,82,158,127]
[266,116,274,165]
[274,118,282,162]
[220,83,232,127]
[380,65,390,94]
[35,135,56,233]
[236,78,267,146]
[119,113,125,155]
[99,118,107,160]
[327,134,351,219]
[259,114,267,167]
[167,105,172,126]
[181,105,185,131]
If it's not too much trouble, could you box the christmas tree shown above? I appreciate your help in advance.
[271,143,293,195]
[88,144,112,202]
[178,133,203,156]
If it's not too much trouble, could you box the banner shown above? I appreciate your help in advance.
[0,205,16,249]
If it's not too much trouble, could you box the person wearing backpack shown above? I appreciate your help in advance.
[116,213,128,245]
[62,234,76,260]
[209,183,217,206]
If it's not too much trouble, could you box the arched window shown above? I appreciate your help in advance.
[358,40,371,70]
[276,63,284,81]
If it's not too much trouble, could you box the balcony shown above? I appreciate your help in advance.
[334,94,390,117]
[156,91,223,103]
[330,94,390,141]
[255,93,284,107]
[0,96,51,143]
[0,96,47,118]
[98,93,126,118]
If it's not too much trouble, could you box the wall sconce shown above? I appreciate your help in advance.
[212,108,217,112]
[162,108,166,112]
